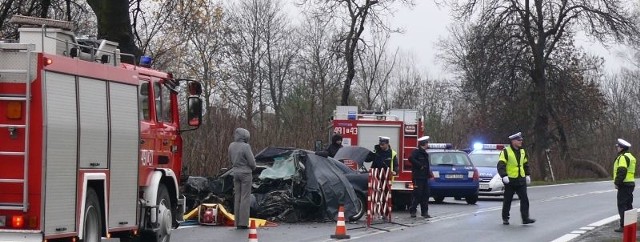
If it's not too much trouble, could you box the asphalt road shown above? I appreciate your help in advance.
[172,180,640,242]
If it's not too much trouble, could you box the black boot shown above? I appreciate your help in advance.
[502,219,509,225]
[522,218,536,224]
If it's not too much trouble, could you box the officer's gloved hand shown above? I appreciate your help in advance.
[526,176,531,185]
[502,176,510,184]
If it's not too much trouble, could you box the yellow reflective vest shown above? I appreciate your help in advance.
[613,152,636,183]
[499,146,527,178]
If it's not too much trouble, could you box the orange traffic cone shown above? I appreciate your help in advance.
[248,220,258,242]
[330,204,351,239]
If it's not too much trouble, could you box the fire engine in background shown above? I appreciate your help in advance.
[331,106,423,209]
[0,16,203,242]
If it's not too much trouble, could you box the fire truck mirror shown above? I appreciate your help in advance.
[188,81,202,96]
[188,96,203,127]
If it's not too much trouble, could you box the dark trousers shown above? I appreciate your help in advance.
[409,178,430,216]
[502,183,530,220]
[617,185,634,228]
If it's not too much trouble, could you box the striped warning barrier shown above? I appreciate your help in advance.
[367,168,392,227]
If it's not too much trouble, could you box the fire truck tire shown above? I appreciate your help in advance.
[142,184,172,242]
[81,188,102,242]
[348,192,367,221]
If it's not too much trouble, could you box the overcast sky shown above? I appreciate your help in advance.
[285,0,637,79]
[388,1,637,79]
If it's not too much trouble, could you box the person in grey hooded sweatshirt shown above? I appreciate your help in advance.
[228,128,256,229]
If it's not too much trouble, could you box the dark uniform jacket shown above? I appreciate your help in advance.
[409,147,430,179]
[372,145,398,173]
[325,135,343,158]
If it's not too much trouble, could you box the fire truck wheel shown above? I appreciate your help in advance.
[82,188,102,242]
[140,184,172,242]
[155,184,172,242]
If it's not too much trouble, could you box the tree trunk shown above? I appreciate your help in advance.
[531,46,549,180]
[341,49,355,105]
[40,0,51,18]
[87,0,142,64]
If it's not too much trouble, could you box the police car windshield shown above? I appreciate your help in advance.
[430,153,472,166]
[468,153,499,167]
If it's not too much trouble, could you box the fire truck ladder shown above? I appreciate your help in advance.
[0,43,34,212]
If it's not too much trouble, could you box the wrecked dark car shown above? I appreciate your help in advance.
[185,147,365,223]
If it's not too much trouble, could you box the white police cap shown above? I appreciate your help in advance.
[418,136,430,142]
[617,138,631,148]
[508,132,523,140]
[379,136,390,144]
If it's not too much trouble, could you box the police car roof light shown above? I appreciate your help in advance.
[473,143,483,151]
[476,144,506,150]
[427,143,453,149]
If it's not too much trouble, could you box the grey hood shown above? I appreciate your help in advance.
[234,128,250,143]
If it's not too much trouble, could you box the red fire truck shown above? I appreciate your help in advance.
[0,16,203,242]
[331,106,423,209]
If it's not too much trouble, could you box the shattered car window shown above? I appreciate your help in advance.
[258,156,296,180]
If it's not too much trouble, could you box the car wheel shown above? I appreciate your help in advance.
[349,192,367,221]
[454,197,462,200]
[465,195,478,205]
[433,196,445,203]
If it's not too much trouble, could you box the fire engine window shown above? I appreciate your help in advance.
[139,82,150,120]
[154,82,173,123]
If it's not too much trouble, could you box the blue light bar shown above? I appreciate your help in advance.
[140,55,153,67]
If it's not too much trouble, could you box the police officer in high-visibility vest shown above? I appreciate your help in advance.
[372,136,398,177]
[613,138,636,232]
[498,132,536,225]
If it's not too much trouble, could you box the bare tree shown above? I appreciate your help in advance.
[2,0,93,38]
[163,1,234,176]
[353,31,397,110]
[291,13,344,145]
[299,0,413,106]
[261,0,297,137]
[449,0,640,179]
[225,0,270,127]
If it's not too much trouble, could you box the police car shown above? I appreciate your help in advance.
[468,143,507,196]
[428,143,479,204]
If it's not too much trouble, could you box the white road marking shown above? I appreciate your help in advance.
[550,234,580,242]
[550,208,640,242]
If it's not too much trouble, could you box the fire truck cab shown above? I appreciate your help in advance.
[0,16,202,242]
[331,106,423,209]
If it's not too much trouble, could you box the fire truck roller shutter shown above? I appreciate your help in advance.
[78,77,108,169]
[108,82,139,228]
[43,71,78,234]
[356,125,400,170]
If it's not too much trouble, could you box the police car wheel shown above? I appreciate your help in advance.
[433,196,445,203]
[465,195,478,205]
